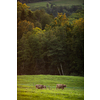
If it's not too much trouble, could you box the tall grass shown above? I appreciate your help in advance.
[17,75,84,100]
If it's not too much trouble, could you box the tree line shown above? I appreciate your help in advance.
[17,1,84,76]
[18,0,84,17]
[17,0,51,4]
[28,3,83,17]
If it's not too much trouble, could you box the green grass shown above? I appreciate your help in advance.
[17,75,84,100]
[27,0,84,10]
[50,0,84,6]
[27,1,50,8]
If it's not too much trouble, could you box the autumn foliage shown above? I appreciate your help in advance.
[17,1,84,76]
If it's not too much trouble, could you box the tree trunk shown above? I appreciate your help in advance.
[57,67,61,75]
[60,63,64,75]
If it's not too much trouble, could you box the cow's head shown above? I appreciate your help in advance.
[63,84,66,87]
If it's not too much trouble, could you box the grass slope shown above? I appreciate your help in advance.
[17,75,84,100]
[27,0,84,9]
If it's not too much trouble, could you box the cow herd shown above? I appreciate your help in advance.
[35,84,66,90]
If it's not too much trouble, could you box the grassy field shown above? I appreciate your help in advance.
[27,1,50,8]
[17,75,84,100]
[27,0,84,9]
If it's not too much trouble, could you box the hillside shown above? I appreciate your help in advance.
[27,0,84,9]
[26,0,84,17]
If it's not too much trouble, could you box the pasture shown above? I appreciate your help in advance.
[17,75,84,100]
[27,0,84,10]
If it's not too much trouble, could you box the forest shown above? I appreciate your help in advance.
[17,1,84,76]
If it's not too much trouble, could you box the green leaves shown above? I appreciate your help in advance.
[17,3,84,76]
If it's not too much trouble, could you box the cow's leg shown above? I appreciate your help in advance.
[56,87,57,90]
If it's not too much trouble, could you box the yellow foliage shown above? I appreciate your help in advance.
[73,18,84,28]
[54,13,69,26]
[33,27,44,35]
[34,27,41,30]
[58,13,63,18]
[45,13,69,29]
[17,1,22,6]
[18,20,34,35]
[43,29,46,32]
[55,17,57,20]
[61,22,64,26]
[17,1,30,11]
[45,24,51,30]
[63,13,66,20]
[72,18,84,33]
[54,20,57,25]
[18,20,34,27]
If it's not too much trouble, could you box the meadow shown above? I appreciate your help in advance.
[17,75,84,100]
[27,0,84,10]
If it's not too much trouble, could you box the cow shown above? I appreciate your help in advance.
[35,84,46,89]
[56,84,66,90]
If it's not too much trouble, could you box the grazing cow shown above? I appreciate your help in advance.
[56,84,66,90]
[35,84,46,89]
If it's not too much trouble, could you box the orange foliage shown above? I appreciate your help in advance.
[73,18,84,29]
[57,13,69,26]
[72,18,84,34]
[17,20,34,39]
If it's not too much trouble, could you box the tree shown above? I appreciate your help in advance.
[17,33,32,75]
[66,18,84,76]
[17,1,30,23]
[27,28,46,74]
[41,13,53,29]
[17,2,84,76]
[46,3,49,8]
[34,21,42,29]
[72,18,84,76]
[21,9,26,20]
[17,20,34,39]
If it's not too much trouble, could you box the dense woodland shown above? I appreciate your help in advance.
[30,5,83,17]
[18,0,84,17]
[17,1,84,76]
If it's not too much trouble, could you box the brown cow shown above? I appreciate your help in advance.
[35,84,46,89]
[56,84,66,90]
